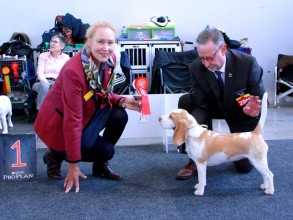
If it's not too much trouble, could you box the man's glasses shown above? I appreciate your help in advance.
[200,46,221,63]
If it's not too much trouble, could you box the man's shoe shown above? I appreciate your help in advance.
[43,150,65,180]
[176,159,197,180]
[93,162,122,181]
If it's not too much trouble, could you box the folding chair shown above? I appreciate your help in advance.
[151,49,198,94]
[273,54,293,107]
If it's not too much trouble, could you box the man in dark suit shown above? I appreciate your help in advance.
[176,28,266,180]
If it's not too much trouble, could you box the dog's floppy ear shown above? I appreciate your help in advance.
[173,119,188,146]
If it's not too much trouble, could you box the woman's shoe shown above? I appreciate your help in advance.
[92,161,122,180]
[43,150,65,180]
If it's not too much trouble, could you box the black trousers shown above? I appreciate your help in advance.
[178,93,254,173]
[81,106,128,163]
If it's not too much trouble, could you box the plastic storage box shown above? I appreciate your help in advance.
[127,26,151,40]
[151,26,175,40]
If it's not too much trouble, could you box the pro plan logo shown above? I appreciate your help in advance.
[3,171,34,180]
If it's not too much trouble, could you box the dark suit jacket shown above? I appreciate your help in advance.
[188,49,265,133]
[34,52,122,162]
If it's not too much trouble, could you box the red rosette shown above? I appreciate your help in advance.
[133,77,151,116]
[133,76,149,91]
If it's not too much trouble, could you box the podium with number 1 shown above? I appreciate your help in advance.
[0,134,37,181]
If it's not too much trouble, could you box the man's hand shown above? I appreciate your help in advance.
[243,95,261,117]
[64,163,87,193]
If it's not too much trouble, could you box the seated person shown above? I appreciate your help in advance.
[32,35,70,110]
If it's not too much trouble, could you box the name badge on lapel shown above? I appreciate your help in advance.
[84,90,94,101]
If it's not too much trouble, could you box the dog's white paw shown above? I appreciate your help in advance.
[264,188,274,195]
[194,189,204,196]
[8,123,13,128]
[2,130,8,134]
[260,183,268,190]
[194,184,204,195]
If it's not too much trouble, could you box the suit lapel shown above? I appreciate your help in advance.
[224,51,236,97]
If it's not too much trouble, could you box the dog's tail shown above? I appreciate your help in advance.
[253,92,268,134]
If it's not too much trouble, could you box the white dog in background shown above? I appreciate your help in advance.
[0,95,13,134]
[159,93,274,196]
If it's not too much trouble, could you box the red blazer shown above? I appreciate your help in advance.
[34,52,122,162]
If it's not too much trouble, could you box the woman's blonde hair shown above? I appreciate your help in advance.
[83,21,117,49]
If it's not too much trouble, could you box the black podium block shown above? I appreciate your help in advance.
[0,134,37,181]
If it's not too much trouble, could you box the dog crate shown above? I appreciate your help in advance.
[118,40,182,93]
[0,55,35,114]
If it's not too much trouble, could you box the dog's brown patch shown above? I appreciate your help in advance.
[198,133,263,163]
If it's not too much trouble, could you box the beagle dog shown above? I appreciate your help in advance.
[0,95,13,134]
[159,93,274,196]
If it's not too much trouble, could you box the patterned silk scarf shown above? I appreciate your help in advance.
[81,49,115,108]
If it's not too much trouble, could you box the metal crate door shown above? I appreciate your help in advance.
[119,43,150,70]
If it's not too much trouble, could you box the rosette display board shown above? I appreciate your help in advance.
[133,76,151,123]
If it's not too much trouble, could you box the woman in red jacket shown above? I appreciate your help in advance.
[34,21,140,193]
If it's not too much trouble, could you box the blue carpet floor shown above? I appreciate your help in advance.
[0,139,292,220]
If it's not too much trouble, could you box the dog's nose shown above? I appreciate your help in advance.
[158,116,162,121]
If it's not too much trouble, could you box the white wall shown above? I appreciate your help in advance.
[1,0,292,100]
